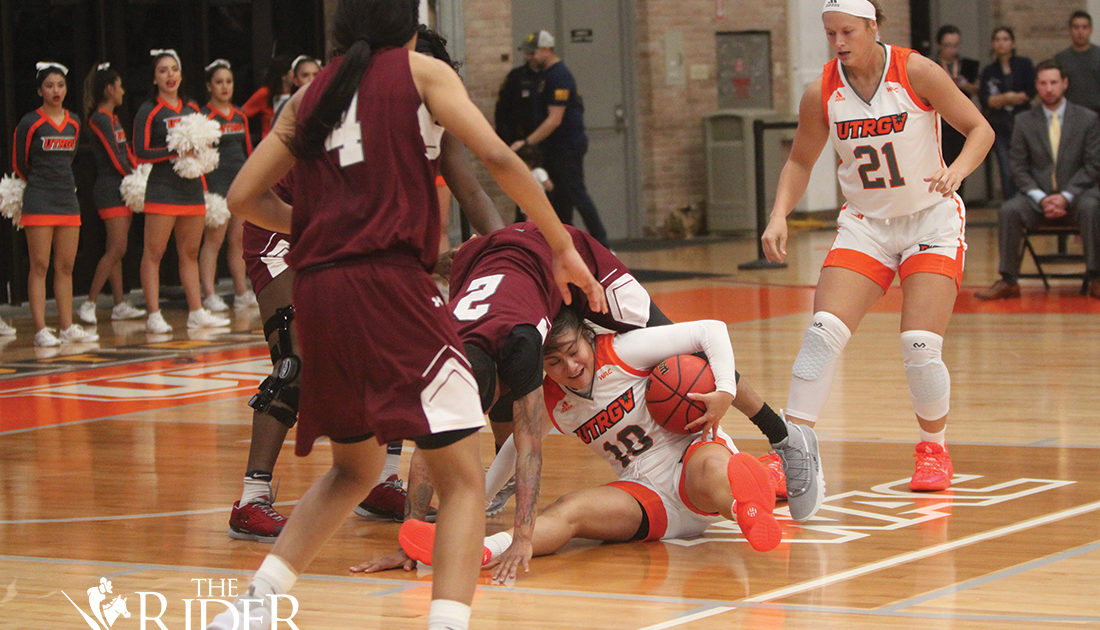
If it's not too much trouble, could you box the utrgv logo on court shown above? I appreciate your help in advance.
[62,577,130,629]
[62,577,301,629]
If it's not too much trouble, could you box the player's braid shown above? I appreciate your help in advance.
[291,0,418,159]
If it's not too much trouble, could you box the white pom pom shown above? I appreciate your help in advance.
[167,113,222,179]
[0,174,26,228]
[120,163,152,213]
[204,192,230,228]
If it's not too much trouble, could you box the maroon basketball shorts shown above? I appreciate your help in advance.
[242,224,292,295]
[292,257,484,456]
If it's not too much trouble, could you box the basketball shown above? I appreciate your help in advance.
[645,354,715,434]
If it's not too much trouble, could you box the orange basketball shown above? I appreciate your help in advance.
[645,354,714,434]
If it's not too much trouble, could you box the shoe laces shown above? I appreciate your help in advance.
[776,440,812,487]
[913,449,948,473]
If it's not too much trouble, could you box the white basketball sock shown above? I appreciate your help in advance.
[484,531,513,561]
[428,599,471,630]
[240,475,272,505]
[250,554,297,599]
[919,427,946,445]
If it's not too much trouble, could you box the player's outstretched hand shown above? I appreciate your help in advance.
[761,215,788,263]
[490,536,534,584]
[349,549,415,574]
[552,247,607,313]
[685,390,733,439]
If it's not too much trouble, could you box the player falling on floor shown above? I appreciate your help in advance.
[761,0,994,507]
[396,307,782,583]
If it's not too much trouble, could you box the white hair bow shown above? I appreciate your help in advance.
[291,55,321,71]
[35,61,69,76]
[204,58,232,72]
[97,62,111,71]
[149,49,181,66]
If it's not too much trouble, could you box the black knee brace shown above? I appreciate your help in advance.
[249,305,301,427]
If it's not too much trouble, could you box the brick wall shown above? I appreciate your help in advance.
[993,1,1086,64]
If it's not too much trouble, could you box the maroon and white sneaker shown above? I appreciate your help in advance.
[354,474,407,522]
[228,498,286,542]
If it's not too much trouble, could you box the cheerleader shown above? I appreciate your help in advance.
[12,62,99,346]
[77,62,147,325]
[271,55,322,121]
[242,54,293,140]
[132,49,229,333]
[199,59,255,312]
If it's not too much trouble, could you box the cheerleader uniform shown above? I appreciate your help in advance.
[201,103,251,197]
[87,108,134,219]
[132,96,205,215]
[12,108,81,226]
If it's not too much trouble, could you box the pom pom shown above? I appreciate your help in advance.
[120,163,152,213]
[204,192,230,228]
[0,174,26,228]
[167,113,222,179]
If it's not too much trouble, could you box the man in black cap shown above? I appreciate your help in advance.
[511,30,609,247]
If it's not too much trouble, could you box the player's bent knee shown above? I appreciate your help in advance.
[249,304,300,427]
[900,330,950,420]
[792,311,851,380]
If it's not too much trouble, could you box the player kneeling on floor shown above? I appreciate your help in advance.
[398,307,781,583]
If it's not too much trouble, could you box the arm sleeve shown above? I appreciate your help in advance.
[12,116,33,179]
[132,103,174,162]
[242,110,254,156]
[1065,112,1100,198]
[546,70,575,107]
[611,321,737,396]
[242,87,268,118]
[89,112,131,176]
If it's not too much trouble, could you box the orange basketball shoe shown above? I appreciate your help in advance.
[759,451,788,499]
[398,519,492,567]
[727,452,782,552]
[910,442,954,491]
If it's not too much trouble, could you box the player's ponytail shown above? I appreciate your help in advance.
[290,0,419,159]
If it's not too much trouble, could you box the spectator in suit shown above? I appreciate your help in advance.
[935,25,981,169]
[1055,11,1100,115]
[980,27,1036,201]
[976,59,1100,300]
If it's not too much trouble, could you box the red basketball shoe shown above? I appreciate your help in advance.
[228,498,287,542]
[759,451,788,499]
[355,474,407,522]
[727,452,782,552]
[398,519,492,567]
[910,442,954,491]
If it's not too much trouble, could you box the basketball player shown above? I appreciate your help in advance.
[13,61,99,346]
[391,306,782,583]
[207,2,604,629]
[355,221,790,578]
[78,63,146,325]
[761,0,994,518]
[133,49,230,333]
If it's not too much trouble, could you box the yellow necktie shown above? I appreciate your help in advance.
[1050,112,1061,189]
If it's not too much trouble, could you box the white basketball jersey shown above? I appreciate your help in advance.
[543,335,698,478]
[823,44,956,219]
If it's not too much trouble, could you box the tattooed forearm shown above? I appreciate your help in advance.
[511,387,548,537]
[405,447,435,521]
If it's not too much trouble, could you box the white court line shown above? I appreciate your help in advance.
[636,499,1100,629]
[744,499,1100,603]
[0,502,297,525]
[635,606,735,629]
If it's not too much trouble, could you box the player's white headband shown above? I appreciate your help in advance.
[291,55,321,72]
[822,0,877,21]
[36,61,69,76]
[150,49,181,66]
[204,58,232,72]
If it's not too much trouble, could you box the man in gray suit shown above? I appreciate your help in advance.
[976,59,1100,300]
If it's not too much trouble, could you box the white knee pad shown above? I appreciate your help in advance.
[900,330,950,420]
[787,311,851,422]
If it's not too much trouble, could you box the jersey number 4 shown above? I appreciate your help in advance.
[325,93,364,166]
[853,142,905,189]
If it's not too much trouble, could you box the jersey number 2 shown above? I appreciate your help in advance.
[453,274,504,321]
[853,142,905,189]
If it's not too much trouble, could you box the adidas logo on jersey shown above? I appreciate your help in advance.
[834,91,846,102]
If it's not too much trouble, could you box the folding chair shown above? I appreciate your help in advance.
[1018,224,1088,293]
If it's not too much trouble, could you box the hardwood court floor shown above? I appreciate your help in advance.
[1,217,1098,629]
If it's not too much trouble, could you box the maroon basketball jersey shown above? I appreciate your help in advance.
[449,222,647,360]
[287,47,441,272]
